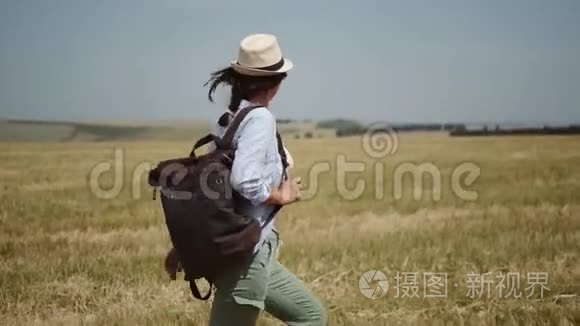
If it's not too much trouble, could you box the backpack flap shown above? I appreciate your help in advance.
[148,133,226,187]
[148,156,197,188]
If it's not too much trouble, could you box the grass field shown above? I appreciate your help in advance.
[1,134,579,325]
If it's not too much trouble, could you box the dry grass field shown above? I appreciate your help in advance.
[1,134,579,325]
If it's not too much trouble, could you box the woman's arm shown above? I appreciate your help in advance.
[230,108,301,206]
[230,108,276,205]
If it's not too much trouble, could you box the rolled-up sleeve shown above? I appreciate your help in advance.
[230,108,276,205]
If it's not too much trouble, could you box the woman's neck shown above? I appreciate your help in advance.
[247,95,270,108]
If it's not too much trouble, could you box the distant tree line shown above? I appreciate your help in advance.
[276,119,313,124]
[316,119,466,136]
[450,125,580,136]
[316,119,366,136]
[315,119,580,137]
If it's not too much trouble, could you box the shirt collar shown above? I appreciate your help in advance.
[226,99,254,116]
[239,99,254,109]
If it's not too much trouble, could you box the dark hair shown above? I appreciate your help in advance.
[205,67,287,113]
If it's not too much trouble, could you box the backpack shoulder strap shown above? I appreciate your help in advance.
[275,131,289,180]
[221,105,263,147]
[260,132,289,229]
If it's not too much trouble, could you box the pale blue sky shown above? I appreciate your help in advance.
[0,0,579,123]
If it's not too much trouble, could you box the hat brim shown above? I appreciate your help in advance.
[230,58,293,76]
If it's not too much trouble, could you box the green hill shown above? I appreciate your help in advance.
[0,119,335,142]
[0,120,211,142]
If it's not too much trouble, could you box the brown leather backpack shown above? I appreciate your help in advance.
[148,106,287,300]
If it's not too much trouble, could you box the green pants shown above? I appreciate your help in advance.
[209,231,327,326]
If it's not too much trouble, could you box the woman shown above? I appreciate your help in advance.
[203,34,327,325]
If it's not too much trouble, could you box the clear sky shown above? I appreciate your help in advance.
[0,0,579,123]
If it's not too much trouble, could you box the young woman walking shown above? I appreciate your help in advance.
[202,34,326,326]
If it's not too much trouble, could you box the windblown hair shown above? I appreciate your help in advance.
[205,67,287,113]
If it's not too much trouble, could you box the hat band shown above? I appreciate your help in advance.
[238,58,285,72]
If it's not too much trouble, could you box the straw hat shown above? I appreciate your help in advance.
[230,34,293,76]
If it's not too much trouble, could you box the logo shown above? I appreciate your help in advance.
[362,122,399,158]
[359,270,389,299]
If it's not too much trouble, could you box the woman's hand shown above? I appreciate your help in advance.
[267,177,302,206]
